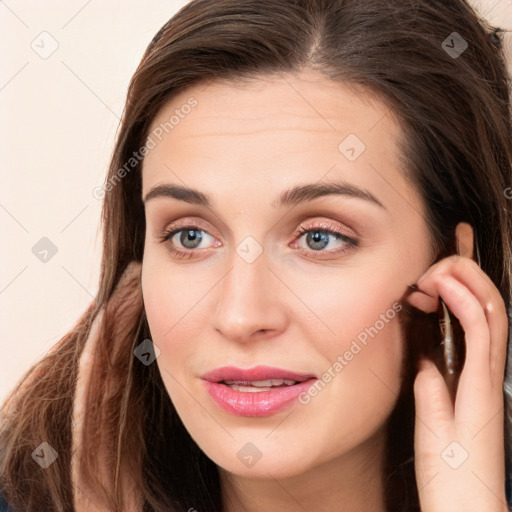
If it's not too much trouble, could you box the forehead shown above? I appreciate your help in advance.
[141,70,420,214]
[145,70,399,145]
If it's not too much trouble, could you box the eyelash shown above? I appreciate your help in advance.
[158,221,359,260]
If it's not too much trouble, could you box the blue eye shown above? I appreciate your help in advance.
[159,227,214,259]
[294,224,358,257]
[299,228,356,253]
[159,221,359,260]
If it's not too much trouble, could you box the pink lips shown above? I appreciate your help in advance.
[201,365,318,417]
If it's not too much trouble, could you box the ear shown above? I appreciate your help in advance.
[454,222,474,259]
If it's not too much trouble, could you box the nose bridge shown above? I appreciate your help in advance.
[212,244,286,341]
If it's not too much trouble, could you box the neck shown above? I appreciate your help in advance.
[220,425,389,512]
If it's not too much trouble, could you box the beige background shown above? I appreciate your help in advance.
[1,0,511,403]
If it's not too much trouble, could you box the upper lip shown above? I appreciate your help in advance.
[201,365,317,383]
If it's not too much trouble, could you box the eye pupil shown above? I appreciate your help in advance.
[307,230,329,250]
[180,229,203,248]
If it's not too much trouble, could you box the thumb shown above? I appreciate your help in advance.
[72,261,143,512]
[414,359,453,484]
[72,308,107,511]
[414,359,453,427]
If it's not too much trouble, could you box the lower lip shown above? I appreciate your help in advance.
[203,379,317,417]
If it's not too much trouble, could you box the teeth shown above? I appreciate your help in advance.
[229,384,272,393]
[223,378,298,389]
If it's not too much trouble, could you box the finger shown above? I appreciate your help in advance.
[432,254,496,289]
[433,276,503,439]
[72,263,141,458]
[417,257,508,381]
[420,274,499,393]
[414,358,454,427]
[414,357,454,486]
[405,288,438,313]
[71,308,107,511]
[72,309,105,436]
[72,261,143,511]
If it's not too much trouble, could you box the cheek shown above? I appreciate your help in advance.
[293,267,405,421]
[295,274,405,455]
[142,262,205,414]
[291,266,405,357]
[142,244,201,331]
[141,255,212,375]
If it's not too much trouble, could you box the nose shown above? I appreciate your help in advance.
[211,250,288,343]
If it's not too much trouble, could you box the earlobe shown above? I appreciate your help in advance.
[454,222,474,259]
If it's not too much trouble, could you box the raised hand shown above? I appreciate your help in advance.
[408,249,509,512]
[71,261,144,512]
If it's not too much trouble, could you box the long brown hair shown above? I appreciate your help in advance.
[1,1,511,510]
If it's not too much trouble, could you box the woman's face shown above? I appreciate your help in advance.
[140,70,434,479]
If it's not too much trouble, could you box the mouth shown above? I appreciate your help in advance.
[220,378,301,392]
[201,365,316,383]
[201,366,318,416]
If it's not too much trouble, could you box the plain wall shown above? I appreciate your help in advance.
[1,0,511,403]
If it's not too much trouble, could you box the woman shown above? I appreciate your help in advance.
[1,0,511,510]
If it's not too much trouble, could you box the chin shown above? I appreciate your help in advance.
[201,439,318,480]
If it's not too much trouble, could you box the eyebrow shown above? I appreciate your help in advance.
[142,180,385,210]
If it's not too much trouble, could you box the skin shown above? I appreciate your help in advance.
[140,71,434,512]
[70,70,508,512]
